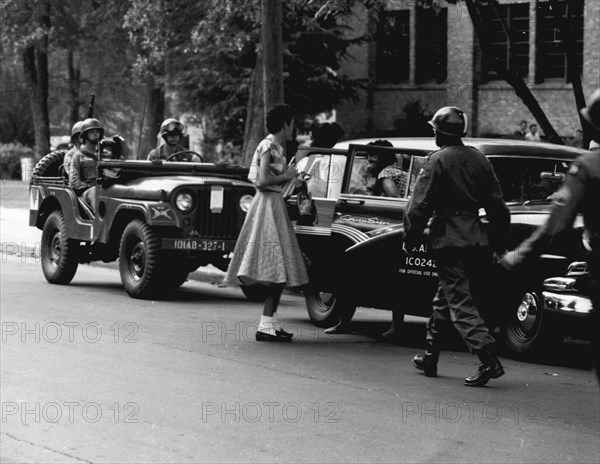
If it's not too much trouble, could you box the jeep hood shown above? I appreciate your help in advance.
[105,176,254,200]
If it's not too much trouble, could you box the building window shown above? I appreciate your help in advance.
[536,1,583,81]
[481,2,530,80]
[415,7,447,84]
[376,10,410,83]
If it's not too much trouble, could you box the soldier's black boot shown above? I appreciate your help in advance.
[412,345,439,377]
[465,348,505,387]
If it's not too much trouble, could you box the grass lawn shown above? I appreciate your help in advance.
[0,179,31,209]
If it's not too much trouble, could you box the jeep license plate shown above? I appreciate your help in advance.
[162,239,235,252]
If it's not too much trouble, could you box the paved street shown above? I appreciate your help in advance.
[1,250,599,463]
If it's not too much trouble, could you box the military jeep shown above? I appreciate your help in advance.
[29,150,255,299]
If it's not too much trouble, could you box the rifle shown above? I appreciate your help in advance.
[87,92,96,118]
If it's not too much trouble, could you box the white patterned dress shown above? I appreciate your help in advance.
[223,135,309,288]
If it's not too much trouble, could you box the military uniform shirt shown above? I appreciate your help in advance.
[404,143,510,251]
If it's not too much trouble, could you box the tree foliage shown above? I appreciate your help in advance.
[125,0,372,145]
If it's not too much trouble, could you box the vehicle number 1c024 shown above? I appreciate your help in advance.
[405,256,435,268]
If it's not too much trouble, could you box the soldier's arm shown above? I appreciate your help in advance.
[403,157,439,249]
[147,149,158,161]
[482,162,510,252]
[508,161,587,265]
[69,154,87,191]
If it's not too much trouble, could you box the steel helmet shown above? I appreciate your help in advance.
[71,121,84,143]
[428,106,468,137]
[159,118,184,137]
[580,89,600,132]
[80,118,105,140]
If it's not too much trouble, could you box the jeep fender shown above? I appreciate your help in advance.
[32,186,93,240]
[96,200,180,244]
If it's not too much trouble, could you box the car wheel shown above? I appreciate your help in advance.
[119,220,161,299]
[41,210,79,284]
[305,289,357,328]
[241,285,267,302]
[502,291,559,356]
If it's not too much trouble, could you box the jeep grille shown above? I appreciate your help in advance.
[196,186,239,239]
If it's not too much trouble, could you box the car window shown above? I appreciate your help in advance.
[406,156,428,197]
[490,157,570,203]
[347,155,371,195]
[297,153,346,199]
[345,146,424,198]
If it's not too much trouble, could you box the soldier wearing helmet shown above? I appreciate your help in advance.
[69,117,104,208]
[502,89,600,385]
[147,118,187,161]
[404,106,510,387]
[62,120,84,179]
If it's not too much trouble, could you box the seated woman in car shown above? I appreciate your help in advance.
[365,140,407,197]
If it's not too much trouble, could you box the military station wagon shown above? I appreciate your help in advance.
[291,138,594,355]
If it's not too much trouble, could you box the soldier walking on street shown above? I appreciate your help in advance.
[502,89,600,385]
[404,106,510,387]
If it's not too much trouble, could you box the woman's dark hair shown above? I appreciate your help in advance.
[367,139,396,166]
[367,139,393,147]
[310,122,346,148]
[266,104,293,134]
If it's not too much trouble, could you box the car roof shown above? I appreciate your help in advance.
[333,137,588,160]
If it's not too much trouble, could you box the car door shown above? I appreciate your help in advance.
[292,148,349,289]
[333,144,436,313]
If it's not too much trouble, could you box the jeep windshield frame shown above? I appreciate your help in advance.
[98,160,251,183]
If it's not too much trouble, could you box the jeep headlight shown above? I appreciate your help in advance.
[175,190,195,213]
[239,194,254,213]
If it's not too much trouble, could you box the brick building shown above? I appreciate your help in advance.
[337,0,600,141]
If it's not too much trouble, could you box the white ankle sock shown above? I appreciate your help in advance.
[271,313,283,331]
[258,316,275,335]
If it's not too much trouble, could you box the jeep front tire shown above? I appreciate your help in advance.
[119,220,162,299]
[41,211,79,284]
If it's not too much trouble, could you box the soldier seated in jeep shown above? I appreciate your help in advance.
[148,118,202,162]
[69,117,104,208]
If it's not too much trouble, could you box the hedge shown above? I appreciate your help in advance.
[0,143,34,180]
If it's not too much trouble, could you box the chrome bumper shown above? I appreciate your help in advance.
[542,291,595,316]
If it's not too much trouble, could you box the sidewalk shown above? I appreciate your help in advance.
[0,205,226,285]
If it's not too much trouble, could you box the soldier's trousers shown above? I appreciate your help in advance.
[426,247,496,354]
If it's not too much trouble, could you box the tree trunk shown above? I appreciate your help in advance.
[21,1,51,159]
[243,56,265,165]
[261,0,284,115]
[67,49,81,126]
[22,44,50,159]
[466,0,563,144]
[138,75,165,159]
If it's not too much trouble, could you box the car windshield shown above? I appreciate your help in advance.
[490,157,570,204]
